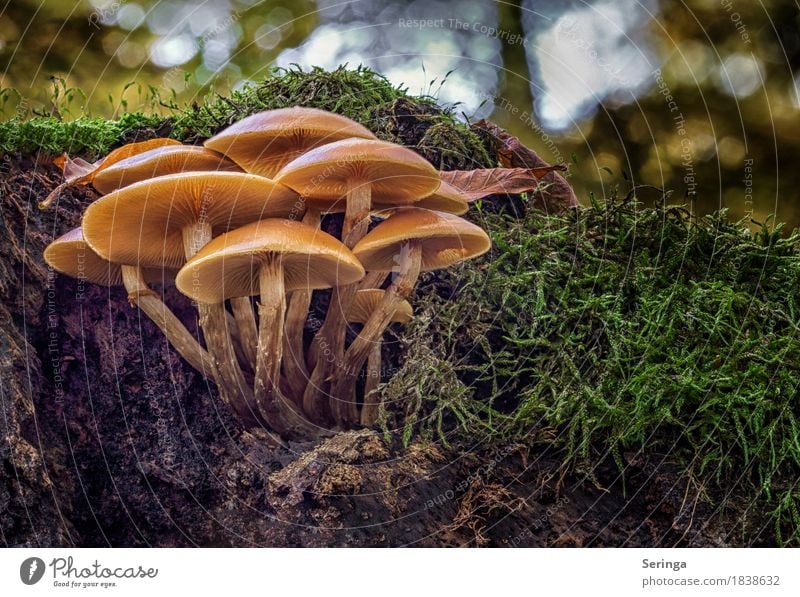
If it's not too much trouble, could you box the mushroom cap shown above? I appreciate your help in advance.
[175,218,365,304]
[352,207,491,272]
[376,180,468,215]
[44,228,172,286]
[275,138,440,207]
[348,289,412,324]
[82,172,300,270]
[204,107,376,177]
[92,145,242,194]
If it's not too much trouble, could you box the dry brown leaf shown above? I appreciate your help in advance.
[473,119,578,211]
[440,167,565,202]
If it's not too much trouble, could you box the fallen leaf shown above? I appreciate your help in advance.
[440,167,565,202]
[473,119,578,211]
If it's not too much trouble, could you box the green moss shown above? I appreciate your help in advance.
[172,65,408,139]
[384,197,800,545]
[0,112,162,156]
[0,65,491,167]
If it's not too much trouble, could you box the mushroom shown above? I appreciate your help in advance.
[39,138,182,208]
[92,145,253,362]
[43,227,212,376]
[82,171,299,427]
[92,145,242,194]
[355,185,467,292]
[206,108,374,398]
[362,183,468,293]
[345,289,412,426]
[276,137,440,247]
[375,179,469,215]
[175,218,365,436]
[275,138,439,423]
[204,107,376,178]
[331,207,491,424]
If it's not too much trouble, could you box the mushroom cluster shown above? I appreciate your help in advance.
[44,107,491,439]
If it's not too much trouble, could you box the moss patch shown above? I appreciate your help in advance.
[382,196,800,545]
[1,65,491,169]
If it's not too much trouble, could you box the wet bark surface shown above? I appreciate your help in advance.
[0,156,723,547]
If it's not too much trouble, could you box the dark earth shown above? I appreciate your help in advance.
[0,142,725,547]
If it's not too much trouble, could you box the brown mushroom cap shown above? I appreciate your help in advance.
[44,228,172,286]
[82,172,300,270]
[92,145,242,194]
[204,107,377,177]
[348,289,412,324]
[275,138,440,207]
[376,180,468,215]
[175,218,365,304]
[352,207,491,272]
[78,138,183,184]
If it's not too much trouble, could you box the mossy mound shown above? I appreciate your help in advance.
[1,65,491,169]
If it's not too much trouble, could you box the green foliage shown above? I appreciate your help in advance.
[0,65,490,167]
[385,196,800,545]
[171,65,409,138]
[0,112,163,157]
[169,65,491,167]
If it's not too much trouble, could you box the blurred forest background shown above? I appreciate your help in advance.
[1,0,799,228]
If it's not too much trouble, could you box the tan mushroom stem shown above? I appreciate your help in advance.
[181,223,259,426]
[341,179,372,246]
[283,288,312,404]
[120,265,215,376]
[304,281,359,423]
[282,207,319,404]
[351,290,411,427]
[361,342,383,427]
[303,180,375,424]
[230,297,258,370]
[226,311,251,371]
[358,270,388,291]
[332,241,422,425]
[255,254,320,438]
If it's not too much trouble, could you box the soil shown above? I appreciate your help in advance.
[0,155,725,548]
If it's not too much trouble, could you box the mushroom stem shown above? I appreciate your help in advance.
[282,208,319,405]
[331,241,422,425]
[304,181,374,424]
[360,340,383,426]
[359,270,388,290]
[302,281,360,425]
[230,297,258,370]
[182,222,259,427]
[120,265,215,376]
[201,303,259,424]
[283,290,312,403]
[255,254,319,438]
[226,311,251,372]
[341,179,372,247]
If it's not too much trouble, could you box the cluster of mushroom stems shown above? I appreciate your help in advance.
[44,107,490,440]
